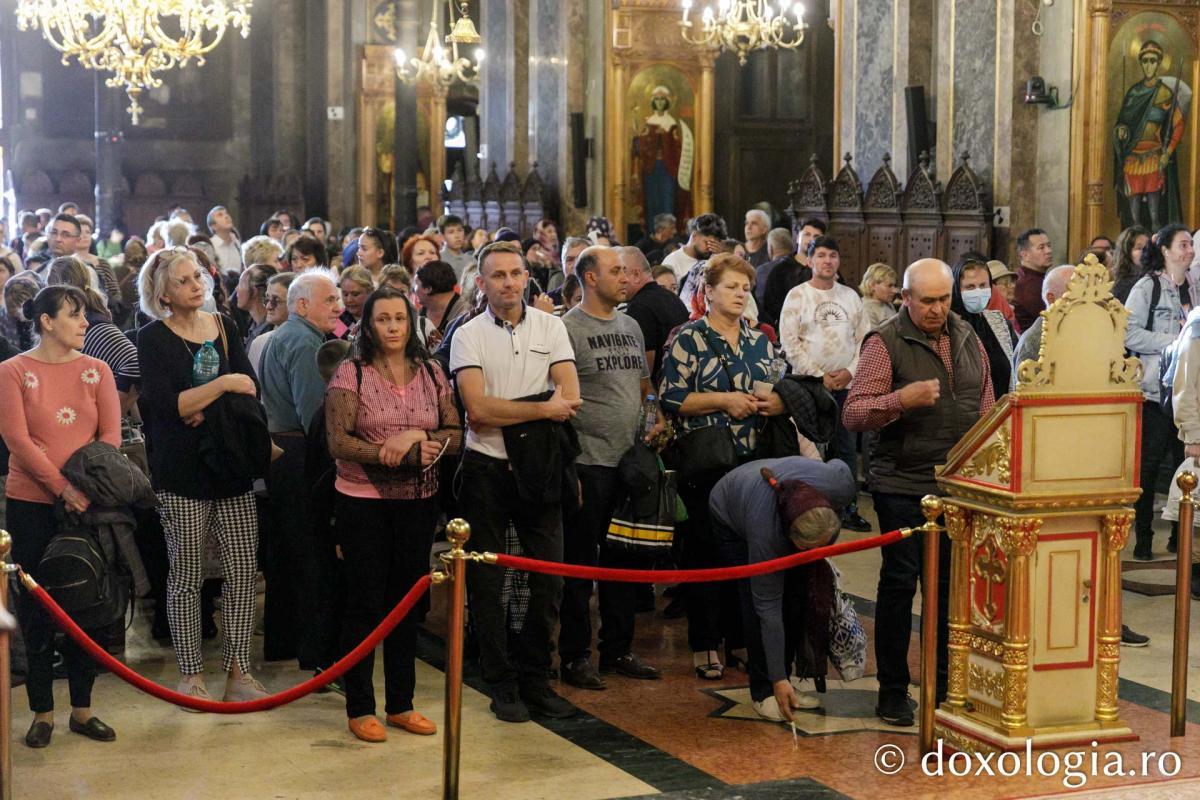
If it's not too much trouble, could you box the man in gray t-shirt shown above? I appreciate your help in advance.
[558,246,663,689]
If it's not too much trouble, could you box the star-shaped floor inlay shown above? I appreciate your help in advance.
[704,677,922,737]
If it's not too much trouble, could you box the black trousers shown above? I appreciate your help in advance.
[337,493,437,719]
[678,475,743,654]
[558,464,638,664]
[1136,403,1183,543]
[265,434,339,669]
[460,451,563,691]
[872,491,950,702]
[8,498,96,714]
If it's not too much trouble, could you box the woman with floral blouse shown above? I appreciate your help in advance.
[660,253,786,682]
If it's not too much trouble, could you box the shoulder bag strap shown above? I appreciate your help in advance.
[699,325,741,390]
[1147,275,1162,332]
[211,311,230,364]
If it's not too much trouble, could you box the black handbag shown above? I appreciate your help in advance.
[664,326,741,484]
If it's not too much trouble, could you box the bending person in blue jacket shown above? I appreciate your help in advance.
[709,456,855,722]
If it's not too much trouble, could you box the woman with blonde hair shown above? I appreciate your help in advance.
[334,265,375,340]
[858,263,898,328]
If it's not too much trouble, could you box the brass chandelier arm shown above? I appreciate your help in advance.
[16,0,254,124]
[679,0,807,65]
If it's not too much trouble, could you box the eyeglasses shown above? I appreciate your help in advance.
[264,296,283,308]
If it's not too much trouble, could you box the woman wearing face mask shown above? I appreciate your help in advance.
[951,253,1017,400]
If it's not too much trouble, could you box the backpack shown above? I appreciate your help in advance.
[37,529,129,631]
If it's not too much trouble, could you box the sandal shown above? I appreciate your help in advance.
[693,651,724,681]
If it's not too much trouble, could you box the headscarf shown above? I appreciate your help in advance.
[951,255,1016,399]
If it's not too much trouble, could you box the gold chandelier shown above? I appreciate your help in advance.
[394,1,483,90]
[15,1,253,125]
[679,0,807,65]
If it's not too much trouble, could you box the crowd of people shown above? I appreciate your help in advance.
[0,200,1173,748]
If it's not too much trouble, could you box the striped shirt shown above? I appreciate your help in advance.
[83,314,140,392]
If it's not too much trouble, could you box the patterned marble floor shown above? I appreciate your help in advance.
[10,493,1200,799]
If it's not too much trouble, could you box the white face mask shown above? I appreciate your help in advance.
[962,286,992,314]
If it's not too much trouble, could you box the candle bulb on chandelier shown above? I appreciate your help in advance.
[681,0,692,22]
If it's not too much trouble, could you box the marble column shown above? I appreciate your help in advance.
[941,0,997,186]
[480,0,516,171]
[852,0,894,181]
[324,0,352,228]
[528,0,569,213]
[273,0,306,174]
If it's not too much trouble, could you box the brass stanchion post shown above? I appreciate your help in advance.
[439,519,471,800]
[918,496,944,755]
[0,531,17,800]
[1171,472,1195,738]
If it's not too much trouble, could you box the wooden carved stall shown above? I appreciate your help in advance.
[789,151,993,270]
[827,154,867,287]
[443,162,552,238]
[943,153,993,265]
[863,153,904,271]
[901,152,945,266]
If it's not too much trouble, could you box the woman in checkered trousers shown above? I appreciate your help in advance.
[135,248,269,706]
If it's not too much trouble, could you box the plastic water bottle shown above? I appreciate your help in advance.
[642,394,659,438]
[192,341,221,387]
[770,356,789,383]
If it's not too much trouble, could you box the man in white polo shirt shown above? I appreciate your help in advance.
[449,240,582,723]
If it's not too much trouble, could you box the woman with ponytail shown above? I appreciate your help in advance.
[0,285,121,748]
[1124,223,1191,560]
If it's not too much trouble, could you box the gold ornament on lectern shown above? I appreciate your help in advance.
[933,255,1141,753]
[15,0,252,124]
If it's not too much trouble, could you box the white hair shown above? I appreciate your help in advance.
[615,245,650,277]
[287,267,337,314]
[745,209,770,228]
[1042,264,1075,307]
[767,227,794,257]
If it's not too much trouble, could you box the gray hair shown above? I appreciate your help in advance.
[745,209,770,228]
[1042,264,1075,308]
[767,227,794,257]
[241,234,284,268]
[287,267,337,314]
[615,245,650,277]
[165,219,191,247]
[652,213,677,233]
[561,236,590,266]
[138,248,204,320]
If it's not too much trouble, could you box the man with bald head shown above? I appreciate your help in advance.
[844,257,995,727]
[1010,264,1075,389]
[619,245,688,385]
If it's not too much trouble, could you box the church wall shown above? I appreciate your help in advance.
[853,0,896,182]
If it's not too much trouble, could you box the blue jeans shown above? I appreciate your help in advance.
[829,389,859,507]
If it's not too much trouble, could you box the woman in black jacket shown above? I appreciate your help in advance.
[135,248,268,706]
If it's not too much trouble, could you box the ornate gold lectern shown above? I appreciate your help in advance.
[933,257,1142,752]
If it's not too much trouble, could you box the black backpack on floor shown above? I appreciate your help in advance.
[38,529,129,631]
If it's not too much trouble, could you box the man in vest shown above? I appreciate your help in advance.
[843,258,995,727]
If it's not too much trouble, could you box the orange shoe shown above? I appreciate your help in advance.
[386,710,437,736]
[348,715,387,743]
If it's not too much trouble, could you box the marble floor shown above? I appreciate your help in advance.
[11,492,1200,799]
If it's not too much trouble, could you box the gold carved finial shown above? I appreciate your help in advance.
[0,530,10,561]
[921,495,944,527]
[1015,256,1137,394]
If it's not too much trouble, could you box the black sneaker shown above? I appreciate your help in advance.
[841,510,872,533]
[599,653,661,680]
[520,684,576,719]
[560,658,606,690]
[489,686,531,723]
[1120,625,1149,647]
[876,693,916,727]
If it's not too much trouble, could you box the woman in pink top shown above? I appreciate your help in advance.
[325,285,462,743]
[0,286,120,749]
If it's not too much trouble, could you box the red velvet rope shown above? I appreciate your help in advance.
[491,528,908,582]
[24,572,432,714]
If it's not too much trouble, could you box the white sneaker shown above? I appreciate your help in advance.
[223,673,269,702]
[753,696,788,721]
[177,679,212,713]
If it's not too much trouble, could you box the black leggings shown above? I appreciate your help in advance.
[8,498,97,714]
